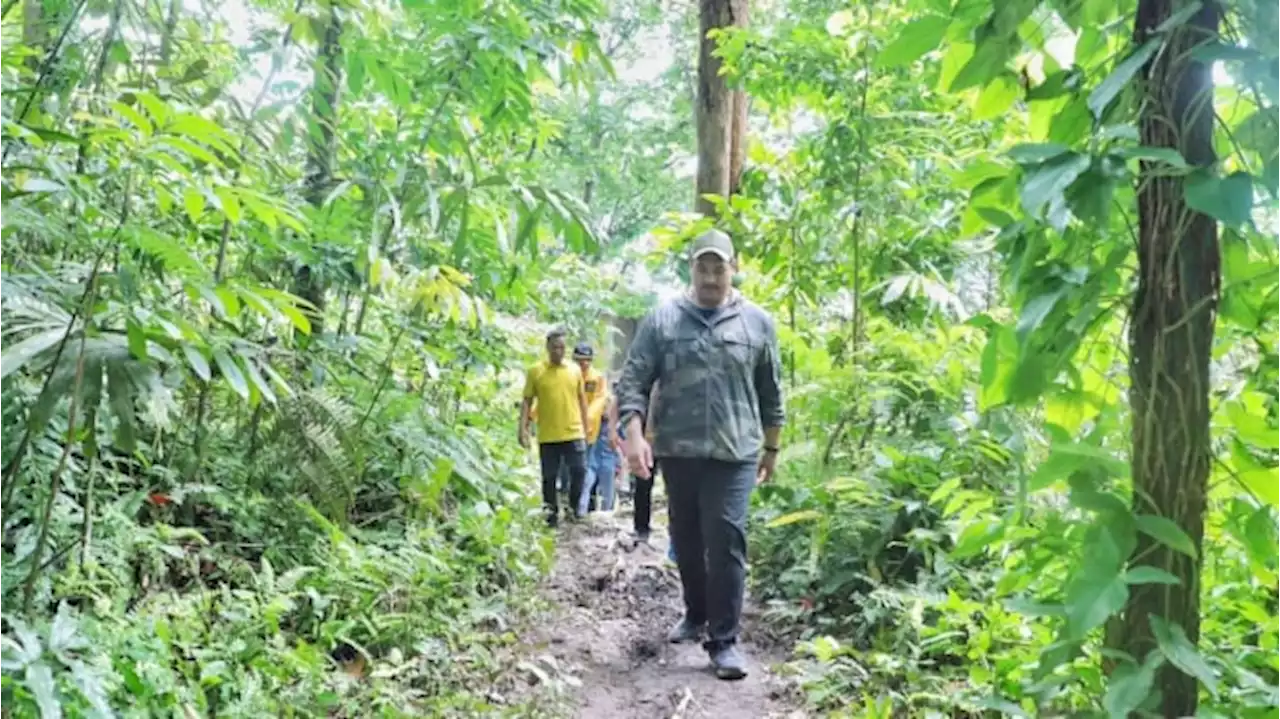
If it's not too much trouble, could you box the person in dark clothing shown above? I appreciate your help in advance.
[632,381,660,541]
[616,229,786,681]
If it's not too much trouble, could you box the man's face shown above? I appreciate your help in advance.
[576,357,592,374]
[691,253,734,306]
[547,336,566,364]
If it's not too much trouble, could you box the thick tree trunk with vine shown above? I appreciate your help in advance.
[294,7,342,338]
[694,0,747,216]
[1113,1,1220,715]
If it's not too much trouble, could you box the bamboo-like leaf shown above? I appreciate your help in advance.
[242,355,278,405]
[182,344,211,381]
[106,359,138,452]
[1,328,67,379]
[213,348,249,399]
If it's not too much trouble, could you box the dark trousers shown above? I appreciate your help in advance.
[633,459,659,535]
[558,465,600,509]
[662,457,754,650]
[540,440,587,522]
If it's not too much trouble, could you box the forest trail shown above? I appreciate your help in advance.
[527,493,804,719]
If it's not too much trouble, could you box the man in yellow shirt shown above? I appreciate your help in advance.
[573,344,622,515]
[519,328,590,527]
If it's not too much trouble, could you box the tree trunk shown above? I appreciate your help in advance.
[294,6,343,339]
[22,0,43,71]
[727,1,749,197]
[694,0,745,216]
[159,0,179,65]
[1115,1,1220,715]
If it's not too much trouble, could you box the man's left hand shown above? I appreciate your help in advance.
[756,450,778,485]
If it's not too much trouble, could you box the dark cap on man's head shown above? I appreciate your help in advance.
[689,229,735,262]
[572,343,594,359]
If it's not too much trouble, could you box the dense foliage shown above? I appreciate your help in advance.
[2,0,1276,716]
[0,0,640,714]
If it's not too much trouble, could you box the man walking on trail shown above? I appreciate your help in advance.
[573,344,620,515]
[616,229,786,681]
[519,328,590,527]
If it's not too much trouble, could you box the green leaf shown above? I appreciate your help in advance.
[766,509,823,527]
[516,202,544,253]
[951,518,1005,559]
[1009,143,1070,164]
[1122,566,1182,585]
[275,302,311,335]
[950,37,1012,92]
[1112,145,1189,170]
[215,287,241,318]
[979,323,1017,410]
[1020,152,1091,218]
[213,348,249,400]
[19,177,65,194]
[25,662,62,719]
[106,360,137,453]
[974,74,1020,120]
[126,319,148,360]
[1,328,66,379]
[1026,68,1081,100]
[346,52,366,95]
[111,101,153,135]
[1068,483,1130,517]
[1064,570,1128,639]
[48,603,83,658]
[182,344,211,381]
[69,661,112,717]
[1048,95,1093,145]
[215,187,242,224]
[1184,170,1254,227]
[1134,514,1198,559]
[1240,466,1279,506]
[1242,506,1278,565]
[183,187,205,223]
[1088,39,1160,120]
[1149,615,1219,696]
[196,285,227,317]
[876,15,951,68]
[1103,652,1163,718]
[1016,287,1064,337]
[132,229,206,277]
[242,356,277,405]
[261,363,294,399]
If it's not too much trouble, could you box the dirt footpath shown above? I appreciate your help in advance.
[526,497,803,719]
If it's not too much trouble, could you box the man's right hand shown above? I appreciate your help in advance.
[625,434,653,479]
[518,428,531,449]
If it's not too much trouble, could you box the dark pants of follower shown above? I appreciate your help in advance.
[662,457,754,651]
[633,458,660,535]
[540,440,587,521]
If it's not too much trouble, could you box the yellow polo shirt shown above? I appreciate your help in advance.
[524,360,585,444]
[582,367,609,444]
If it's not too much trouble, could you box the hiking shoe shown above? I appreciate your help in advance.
[709,644,748,681]
[667,616,705,644]
[634,530,651,544]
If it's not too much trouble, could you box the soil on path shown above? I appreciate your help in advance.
[525,496,803,719]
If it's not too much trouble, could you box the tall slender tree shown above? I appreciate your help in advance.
[1115,1,1221,714]
[694,0,747,216]
[295,6,343,339]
